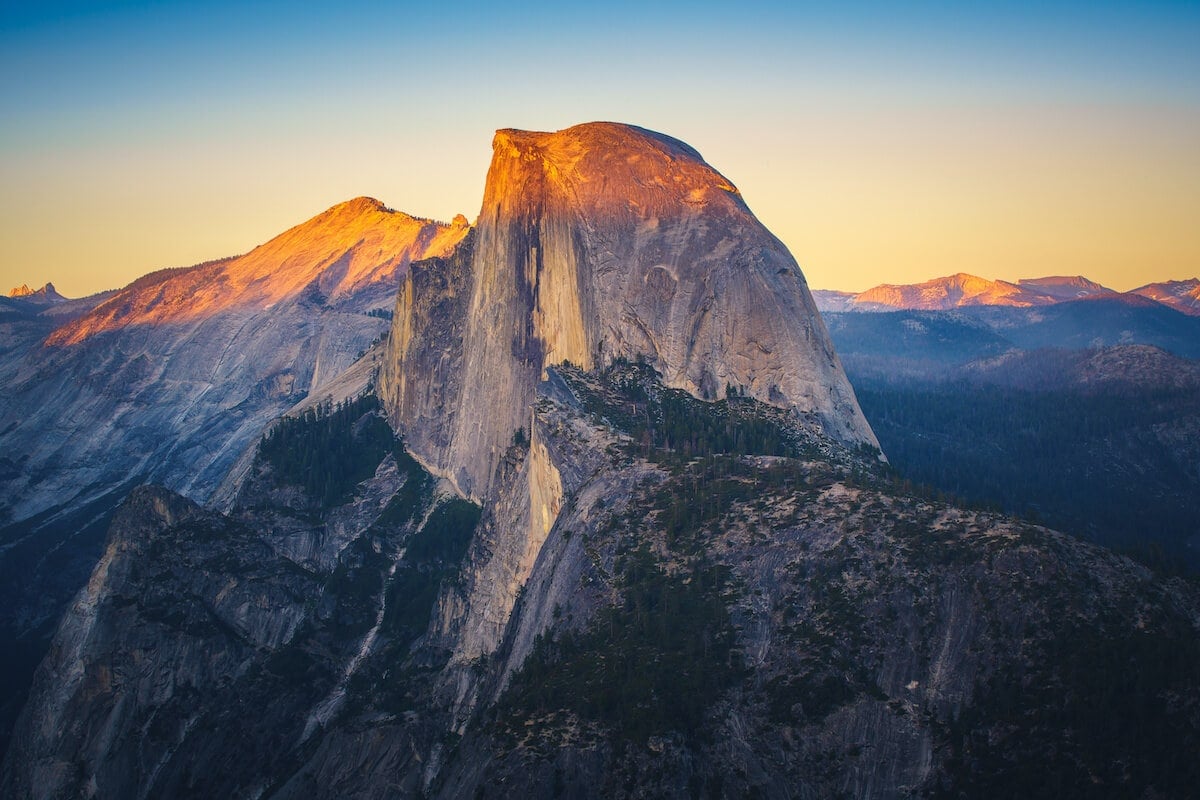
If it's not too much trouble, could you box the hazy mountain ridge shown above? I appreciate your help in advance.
[1131,277,1200,316]
[818,276,1200,569]
[829,325,1200,570]
[814,272,1199,315]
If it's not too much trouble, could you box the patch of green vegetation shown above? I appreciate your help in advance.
[855,379,1200,572]
[381,497,480,644]
[938,610,1200,799]
[561,359,818,467]
[256,394,400,507]
[500,546,741,745]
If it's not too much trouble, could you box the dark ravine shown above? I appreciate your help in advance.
[3,123,1199,798]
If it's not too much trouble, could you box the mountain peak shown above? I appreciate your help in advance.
[324,196,391,218]
[382,121,878,499]
[851,272,1046,310]
[812,273,1199,316]
[8,282,66,303]
[485,123,742,220]
[1016,275,1115,301]
[47,198,469,346]
[494,121,707,163]
[1131,278,1200,316]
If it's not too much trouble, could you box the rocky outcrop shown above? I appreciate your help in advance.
[0,199,469,761]
[378,123,881,717]
[5,283,66,305]
[381,122,878,502]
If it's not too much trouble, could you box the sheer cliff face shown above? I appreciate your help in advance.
[381,122,878,499]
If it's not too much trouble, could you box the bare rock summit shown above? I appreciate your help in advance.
[381,122,878,498]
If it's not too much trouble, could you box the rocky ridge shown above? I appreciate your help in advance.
[0,199,469,759]
[813,272,1194,313]
[6,283,67,304]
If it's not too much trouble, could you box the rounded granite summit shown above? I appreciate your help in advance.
[382,121,880,499]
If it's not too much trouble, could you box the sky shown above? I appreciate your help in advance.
[1,1,1198,297]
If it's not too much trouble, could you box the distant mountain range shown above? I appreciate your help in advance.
[812,270,1200,575]
[6,282,66,304]
[813,273,1200,316]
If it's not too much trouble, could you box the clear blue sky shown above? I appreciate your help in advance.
[2,1,1198,296]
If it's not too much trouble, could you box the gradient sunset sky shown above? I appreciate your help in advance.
[2,1,1197,298]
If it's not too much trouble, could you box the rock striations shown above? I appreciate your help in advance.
[380,122,877,502]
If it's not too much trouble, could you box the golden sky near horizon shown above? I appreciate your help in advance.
[2,3,1197,298]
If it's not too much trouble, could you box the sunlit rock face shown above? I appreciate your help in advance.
[47,198,468,346]
[851,273,1053,311]
[0,200,468,685]
[381,122,878,500]
[2,199,468,525]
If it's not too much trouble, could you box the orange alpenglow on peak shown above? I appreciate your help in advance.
[8,282,66,302]
[46,198,470,346]
[485,122,744,222]
[852,273,1063,310]
[1131,278,1200,316]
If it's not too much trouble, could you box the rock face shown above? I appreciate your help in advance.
[5,283,66,304]
[2,396,477,800]
[381,122,877,501]
[0,199,468,759]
